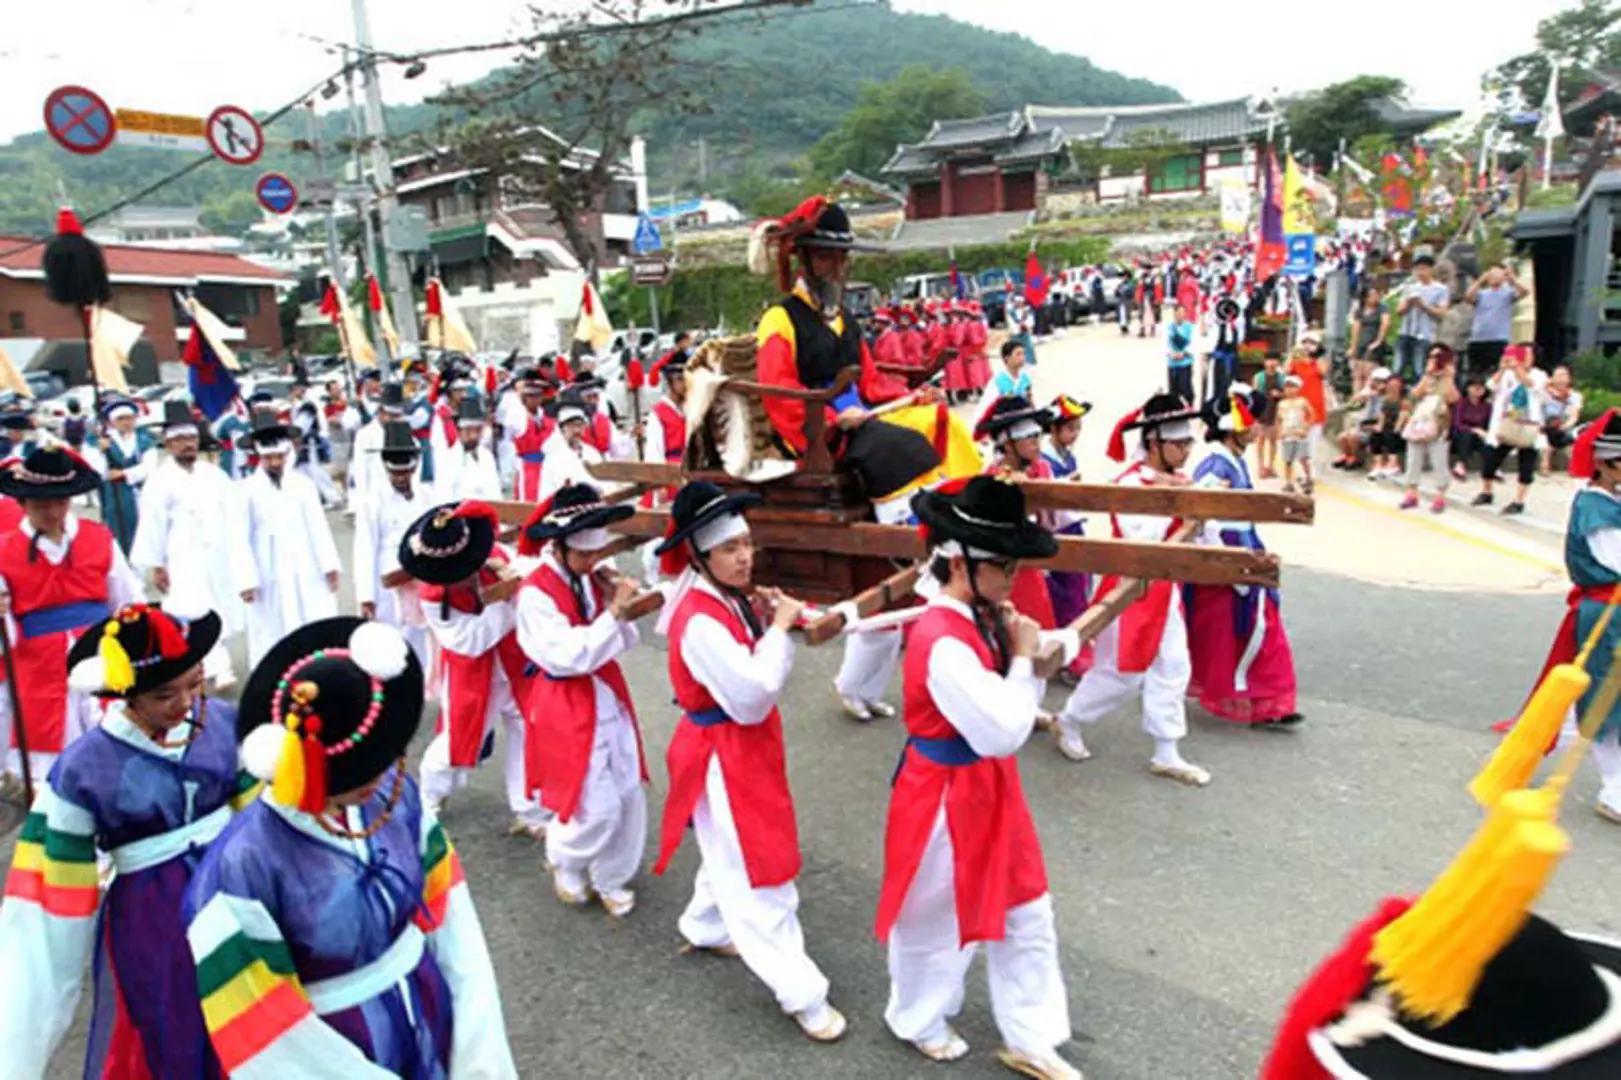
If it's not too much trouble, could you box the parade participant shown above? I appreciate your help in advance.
[570,371,635,460]
[354,422,434,667]
[132,400,243,688]
[430,356,476,469]
[1055,393,1211,786]
[212,403,253,481]
[751,197,978,521]
[1186,387,1301,727]
[85,394,155,555]
[1205,296,1244,406]
[402,361,439,485]
[536,389,604,505]
[0,446,141,788]
[877,476,1082,1078]
[60,398,88,452]
[964,300,992,396]
[516,483,647,914]
[290,375,341,509]
[0,604,248,1080]
[873,308,906,371]
[1042,394,1093,630]
[340,366,381,438]
[437,397,503,502]
[643,350,689,471]
[978,396,1059,629]
[188,616,517,1078]
[898,307,926,370]
[349,381,410,513]
[943,302,972,404]
[228,409,341,667]
[0,399,42,460]
[651,481,847,1042]
[406,503,548,838]
[506,369,554,501]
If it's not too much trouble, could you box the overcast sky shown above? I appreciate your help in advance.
[0,0,1569,148]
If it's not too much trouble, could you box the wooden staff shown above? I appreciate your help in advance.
[0,614,32,806]
[803,563,923,645]
[81,306,125,548]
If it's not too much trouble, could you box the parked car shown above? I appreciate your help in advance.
[893,272,978,304]
[977,269,1024,328]
[24,371,66,401]
[845,281,879,320]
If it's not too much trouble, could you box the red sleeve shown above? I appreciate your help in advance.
[858,337,907,404]
[874,333,904,367]
[755,307,813,454]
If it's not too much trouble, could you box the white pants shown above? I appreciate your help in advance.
[1593,728,1621,813]
[835,628,902,705]
[678,757,829,1015]
[547,707,646,894]
[299,460,342,506]
[420,706,547,827]
[1059,602,1191,743]
[885,809,1070,1057]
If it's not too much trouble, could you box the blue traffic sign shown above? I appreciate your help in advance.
[1283,234,1316,279]
[632,212,663,255]
[256,173,298,215]
[43,86,115,156]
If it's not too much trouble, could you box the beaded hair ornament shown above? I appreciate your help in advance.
[242,621,410,813]
[69,603,190,695]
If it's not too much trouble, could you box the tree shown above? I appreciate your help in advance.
[805,66,987,180]
[1285,76,1408,167]
[1492,0,1621,112]
[425,0,804,278]
[199,190,264,235]
[1068,127,1188,187]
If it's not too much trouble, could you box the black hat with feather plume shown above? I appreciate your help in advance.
[42,208,111,309]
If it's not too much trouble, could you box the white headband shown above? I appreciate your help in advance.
[104,404,137,420]
[1151,419,1194,442]
[557,406,588,426]
[564,525,616,552]
[694,512,749,554]
[164,425,199,440]
[1004,419,1044,441]
[257,441,292,456]
[932,539,1001,560]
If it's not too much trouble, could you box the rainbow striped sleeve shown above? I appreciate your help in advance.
[415,817,466,932]
[3,785,100,918]
[188,892,312,1074]
[229,770,264,812]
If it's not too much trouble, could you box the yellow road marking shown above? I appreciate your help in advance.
[1315,482,1564,575]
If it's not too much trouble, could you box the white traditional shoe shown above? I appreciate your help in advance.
[508,817,546,840]
[1034,712,1058,733]
[997,1047,1084,1080]
[1055,730,1092,762]
[839,695,874,722]
[552,869,591,908]
[866,700,897,720]
[424,796,447,818]
[678,940,741,958]
[910,1027,970,1062]
[600,888,636,918]
[1148,760,1212,787]
[794,1002,848,1043]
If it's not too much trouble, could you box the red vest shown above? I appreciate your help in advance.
[519,562,644,821]
[653,588,802,888]
[581,413,614,455]
[1102,463,1184,673]
[420,559,531,769]
[875,604,1047,946]
[434,402,457,447]
[0,523,114,754]
[652,399,685,465]
[0,498,22,535]
[512,415,555,502]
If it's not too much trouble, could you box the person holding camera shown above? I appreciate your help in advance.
[1465,264,1529,380]
[1473,345,1547,515]
[1397,345,1460,513]
[1393,253,1450,384]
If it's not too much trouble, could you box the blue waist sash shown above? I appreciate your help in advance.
[686,707,729,727]
[519,451,545,464]
[19,599,110,640]
[893,733,981,783]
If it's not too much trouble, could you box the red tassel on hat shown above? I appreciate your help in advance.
[554,356,572,383]
[296,715,328,815]
[657,516,688,577]
[1570,408,1618,480]
[518,497,555,557]
[1106,409,1141,463]
[1259,896,1413,1080]
[452,501,499,525]
[145,607,189,660]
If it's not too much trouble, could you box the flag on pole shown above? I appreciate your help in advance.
[1536,64,1565,141]
[574,280,614,353]
[321,280,377,369]
[1255,147,1287,279]
[185,296,242,372]
[1023,249,1048,307]
[950,258,964,300]
[423,278,478,355]
[182,328,240,422]
[88,306,140,393]
[366,274,401,359]
[0,341,28,397]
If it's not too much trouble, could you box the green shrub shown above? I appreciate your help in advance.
[1572,350,1621,393]
[1581,387,1621,421]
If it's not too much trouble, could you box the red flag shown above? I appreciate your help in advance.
[1023,250,1048,306]
[366,274,384,313]
[319,282,342,324]
[581,282,594,317]
[626,358,645,391]
[425,279,444,318]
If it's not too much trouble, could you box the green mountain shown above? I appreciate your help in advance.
[0,2,1178,236]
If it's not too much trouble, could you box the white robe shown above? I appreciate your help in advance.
[436,443,503,504]
[228,468,341,667]
[352,483,436,666]
[348,417,429,516]
[535,430,605,506]
[494,389,529,492]
[130,458,243,632]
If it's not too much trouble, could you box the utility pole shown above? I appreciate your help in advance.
[342,46,390,364]
[304,103,346,293]
[350,0,419,351]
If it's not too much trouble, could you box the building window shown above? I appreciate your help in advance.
[1149,152,1203,193]
[1217,147,1244,167]
[6,312,21,333]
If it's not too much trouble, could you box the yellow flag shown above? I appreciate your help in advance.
[328,279,377,369]
[185,297,241,372]
[1282,154,1316,235]
[89,305,141,394]
[0,341,28,397]
[573,281,614,353]
[366,275,402,360]
[424,277,478,355]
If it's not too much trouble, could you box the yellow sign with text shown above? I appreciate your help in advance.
[115,109,208,151]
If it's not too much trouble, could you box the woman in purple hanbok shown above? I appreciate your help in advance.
[185,616,516,1079]
[0,603,251,1080]
[1186,387,1301,727]
[1040,395,1093,629]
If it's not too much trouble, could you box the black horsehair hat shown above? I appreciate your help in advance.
[375,421,422,471]
[654,479,761,556]
[399,501,499,586]
[975,395,1054,442]
[0,444,100,500]
[67,603,221,699]
[456,396,486,425]
[247,407,295,448]
[161,400,199,435]
[239,616,425,809]
[520,482,634,556]
[911,475,1056,562]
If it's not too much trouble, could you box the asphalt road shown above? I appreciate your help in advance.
[16,325,1621,1079]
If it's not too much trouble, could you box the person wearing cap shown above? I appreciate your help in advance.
[898,306,926,370]
[211,402,254,481]
[429,356,478,472]
[509,371,556,502]
[186,616,518,1078]
[515,483,647,915]
[1042,395,1094,632]
[644,350,689,474]
[750,197,979,518]
[536,389,608,506]
[340,365,382,438]
[290,376,342,510]
[437,397,503,502]
[406,502,548,838]
[978,396,1060,629]
[131,400,242,689]
[650,480,848,1043]
[872,308,906,372]
[0,397,42,461]
[0,603,250,1079]
[0,446,142,789]
[349,381,420,513]
[84,395,156,555]
[1186,386,1302,728]
[942,302,972,405]
[401,366,441,486]
[228,409,341,667]
[1205,294,1245,407]
[1333,365,1394,470]
[353,421,435,667]
[569,370,635,460]
[963,299,991,396]
[1055,393,1212,786]
[878,476,1082,1078]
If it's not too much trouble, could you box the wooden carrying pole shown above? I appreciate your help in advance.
[802,563,923,645]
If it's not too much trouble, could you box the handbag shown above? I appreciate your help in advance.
[1494,418,1540,448]
[1401,393,1443,443]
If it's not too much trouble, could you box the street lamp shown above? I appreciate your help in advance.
[403,60,427,80]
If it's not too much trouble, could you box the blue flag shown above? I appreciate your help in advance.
[183,326,240,421]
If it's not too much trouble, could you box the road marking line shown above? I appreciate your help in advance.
[1315,481,1564,574]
